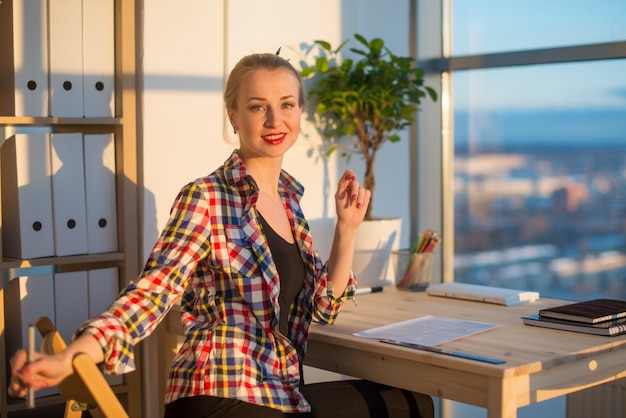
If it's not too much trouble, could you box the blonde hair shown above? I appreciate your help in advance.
[224,53,305,110]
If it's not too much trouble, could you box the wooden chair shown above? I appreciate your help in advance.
[35,316,129,418]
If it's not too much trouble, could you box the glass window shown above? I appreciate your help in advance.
[453,60,626,301]
[453,0,626,55]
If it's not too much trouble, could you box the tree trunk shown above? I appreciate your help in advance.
[363,155,376,221]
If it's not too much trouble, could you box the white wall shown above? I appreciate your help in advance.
[141,0,413,263]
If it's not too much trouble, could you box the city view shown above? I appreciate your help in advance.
[449,0,626,302]
[454,141,626,302]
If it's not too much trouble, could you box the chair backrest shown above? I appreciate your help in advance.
[36,316,129,418]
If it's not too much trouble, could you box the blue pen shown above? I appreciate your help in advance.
[380,339,505,364]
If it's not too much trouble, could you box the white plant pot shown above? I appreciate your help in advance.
[352,217,402,287]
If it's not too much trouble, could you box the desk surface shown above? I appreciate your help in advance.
[304,287,626,418]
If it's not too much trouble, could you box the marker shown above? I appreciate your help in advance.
[355,286,384,295]
[27,324,35,408]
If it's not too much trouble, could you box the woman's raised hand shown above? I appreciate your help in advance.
[335,169,371,228]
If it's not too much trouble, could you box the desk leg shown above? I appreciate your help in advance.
[487,377,518,418]
[159,329,182,417]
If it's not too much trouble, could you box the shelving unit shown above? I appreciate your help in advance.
[0,1,141,417]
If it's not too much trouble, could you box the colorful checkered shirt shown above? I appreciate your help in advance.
[77,150,356,413]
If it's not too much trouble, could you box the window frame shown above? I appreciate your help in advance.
[412,0,626,285]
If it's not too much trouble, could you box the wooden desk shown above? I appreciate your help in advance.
[162,288,626,418]
[304,288,626,418]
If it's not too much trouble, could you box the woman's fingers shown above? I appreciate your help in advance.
[357,186,371,210]
[337,170,356,201]
[8,350,53,398]
[335,170,371,225]
[339,171,370,208]
[8,350,30,397]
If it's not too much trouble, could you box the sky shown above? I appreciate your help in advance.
[452,0,626,112]
[453,0,626,56]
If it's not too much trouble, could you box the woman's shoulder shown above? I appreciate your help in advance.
[177,169,255,205]
[179,152,240,190]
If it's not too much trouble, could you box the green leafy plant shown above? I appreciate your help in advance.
[301,34,437,220]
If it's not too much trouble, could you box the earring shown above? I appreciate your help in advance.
[233,129,237,134]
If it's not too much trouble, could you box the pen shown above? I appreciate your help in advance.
[380,339,505,364]
[410,234,422,253]
[27,324,35,409]
[355,286,384,295]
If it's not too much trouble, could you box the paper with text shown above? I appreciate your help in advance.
[354,315,501,346]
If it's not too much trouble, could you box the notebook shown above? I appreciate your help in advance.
[538,298,626,323]
[522,314,626,336]
[426,282,540,306]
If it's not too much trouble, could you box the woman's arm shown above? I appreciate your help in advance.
[9,181,213,398]
[326,169,371,295]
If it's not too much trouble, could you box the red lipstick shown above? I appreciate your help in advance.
[263,133,286,145]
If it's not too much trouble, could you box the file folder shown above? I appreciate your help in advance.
[54,271,89,344]
[48,0,83,117]
[84,134,118,253]
[88,267,123,385]
[50,133,89,256]
[82,0,115,117]
[87,268,120,319]
[5,0,49,116]
[5,275,58,397]
[1,134,55,259]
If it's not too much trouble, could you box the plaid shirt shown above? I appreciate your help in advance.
[77,151,356,413]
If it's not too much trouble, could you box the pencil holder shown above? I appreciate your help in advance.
[393,250,434,291]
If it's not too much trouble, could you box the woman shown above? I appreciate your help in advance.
[9,52,432,417]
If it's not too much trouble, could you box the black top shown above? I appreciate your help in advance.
[258,212,305,337]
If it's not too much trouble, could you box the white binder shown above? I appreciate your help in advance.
[87,268,120,317]
[4,275,58,397]
[54,271,89,344]
[10,0,49,116]
[426,282,540,306]
[82,0,115,117]
[88,267,123,385]
[1,134,55,259]
[50,133,89,256]
[48,0,83,117]
[84,134,118,253]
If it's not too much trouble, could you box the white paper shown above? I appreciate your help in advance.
[354,315,501,347]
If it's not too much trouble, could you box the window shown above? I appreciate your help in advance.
[452,0,626,55]
[415,0,626,301]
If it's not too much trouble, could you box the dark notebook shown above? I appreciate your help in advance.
[522,314,626,336]
[538,298,626,324]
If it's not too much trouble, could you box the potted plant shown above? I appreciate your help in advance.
[300,33,437,221]
[300,34,437,285]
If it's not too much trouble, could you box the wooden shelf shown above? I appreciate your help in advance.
[1,252,125,272]
[3,383,129,413]
[0,116,122,126]
[4,394,68,414]
[0,118,124,141]
[0,0,142,416]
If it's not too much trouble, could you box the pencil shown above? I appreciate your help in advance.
[410,234,422,254]
[27,324,35,409]
[423,232,440,253]
[417,230,433,253]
